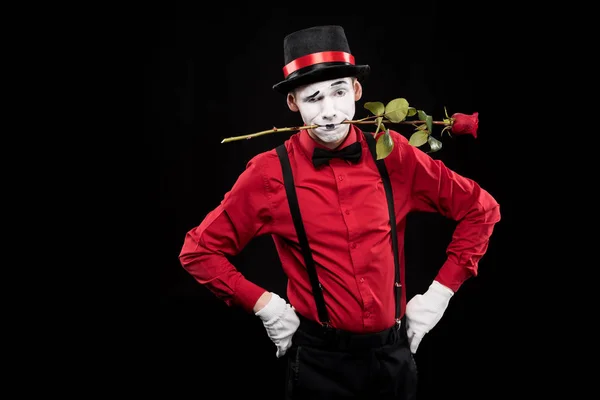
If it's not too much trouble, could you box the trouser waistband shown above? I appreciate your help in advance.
[294,313,407,351]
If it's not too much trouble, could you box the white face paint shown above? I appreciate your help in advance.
[293,77,356,144]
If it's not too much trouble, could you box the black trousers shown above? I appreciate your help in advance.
[283,314,418,400]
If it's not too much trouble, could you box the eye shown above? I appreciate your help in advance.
[335,90,346,96]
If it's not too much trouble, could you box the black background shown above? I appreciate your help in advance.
[150,4,535,399]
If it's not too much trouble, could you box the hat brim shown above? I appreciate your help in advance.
[272,64,370,95]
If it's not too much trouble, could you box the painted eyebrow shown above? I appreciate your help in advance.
[303,91,320,101]
[302,81,349,101]
[330,80,348,87]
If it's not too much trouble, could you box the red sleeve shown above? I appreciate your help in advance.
[178,155,274,312]
[400,135,501,291]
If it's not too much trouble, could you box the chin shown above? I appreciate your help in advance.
[314,128,347,142]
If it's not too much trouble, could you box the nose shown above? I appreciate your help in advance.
[320,97,337,121]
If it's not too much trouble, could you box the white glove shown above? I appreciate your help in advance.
[405,280,454,354]
[255,292,300,358]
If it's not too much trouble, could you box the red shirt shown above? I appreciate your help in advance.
[179,125,501,333]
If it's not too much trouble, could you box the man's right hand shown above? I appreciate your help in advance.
[255,292,300,358]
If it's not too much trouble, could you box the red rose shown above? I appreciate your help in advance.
[450,112,478,138]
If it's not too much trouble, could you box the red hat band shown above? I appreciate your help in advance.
[282,51,355,78]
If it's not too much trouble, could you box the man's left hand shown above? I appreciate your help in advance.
[255,292,300,358]
[405,280,454,354]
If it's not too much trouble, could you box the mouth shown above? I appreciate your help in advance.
[318,123,341,130]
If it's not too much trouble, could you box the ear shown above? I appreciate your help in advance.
[287,93,299,112]
[353,79,363,101]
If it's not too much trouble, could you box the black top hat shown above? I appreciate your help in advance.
[272,25,370,95]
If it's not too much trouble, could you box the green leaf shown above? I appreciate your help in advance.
[375,116,383,133]
[409,131,429,147]
[374,123,387,139]
[384,98,409,123]
[427,135,442,153]
[407,107,417,117]
[376,130,394,159]
[418,110,433,137]
[425,115,433,136]
[364,101,385,116]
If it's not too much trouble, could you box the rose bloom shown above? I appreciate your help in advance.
[451,112,478,138]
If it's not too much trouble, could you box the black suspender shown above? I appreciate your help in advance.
[275,131,403,327]
[276,144,330,326]
[363,132,402,323]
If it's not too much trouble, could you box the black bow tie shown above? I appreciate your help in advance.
[312,142,362,168]
[313,142,362,167]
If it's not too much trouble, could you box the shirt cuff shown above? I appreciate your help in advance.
[233,278,268,313]
[434,257,476,292]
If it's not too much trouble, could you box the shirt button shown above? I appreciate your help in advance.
[365,312,370,318]
[345,210,350,215]
[360,278,364,283]
[338,175,344,181]
[351,243,357,249]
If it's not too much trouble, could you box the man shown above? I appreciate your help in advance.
[179,25,500,399]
